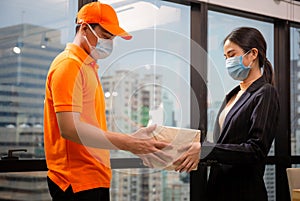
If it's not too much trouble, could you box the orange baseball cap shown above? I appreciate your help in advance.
[77,2,132,40]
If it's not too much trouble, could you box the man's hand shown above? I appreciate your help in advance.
[129,125,173,168]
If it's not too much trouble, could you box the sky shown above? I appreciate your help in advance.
[0,0,77,43]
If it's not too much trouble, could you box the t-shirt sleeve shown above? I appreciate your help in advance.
[51,59,83,113]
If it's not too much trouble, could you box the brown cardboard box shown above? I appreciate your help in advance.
[150,125,201,170]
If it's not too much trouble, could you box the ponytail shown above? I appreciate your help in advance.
[262,58,275,86]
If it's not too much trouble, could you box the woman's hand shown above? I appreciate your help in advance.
[129,125,172,168]
[173,142,201,173]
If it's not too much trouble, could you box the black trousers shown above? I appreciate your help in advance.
[47,177,110,201]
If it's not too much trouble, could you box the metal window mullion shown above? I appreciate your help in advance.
[274,19,291,201]
[190,2,208,200]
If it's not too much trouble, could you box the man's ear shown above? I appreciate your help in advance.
[79,23,88,35]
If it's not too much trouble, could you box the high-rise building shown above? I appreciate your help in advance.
[291,29,300,156]
[0,24,62,157]
[0,23,63,201]
[102,70,165,133]
[101,69,188,201]
[102,70,141,133]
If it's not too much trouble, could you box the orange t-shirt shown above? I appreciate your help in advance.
[44,43,111,193]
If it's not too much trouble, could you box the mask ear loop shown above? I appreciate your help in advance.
[248,60,254,68]
[85,23,102,41]
[243,49,254,68]
[242,49,252,57]
[80,23,97,57]
[83,35,94,48]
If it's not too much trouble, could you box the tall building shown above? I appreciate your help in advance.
[162,92,177,126]
[291,29,300,156]
[102,70,189,201]
[0,24,62,156]
[102,70,141,133]
[0,23,63,201]
[102,70,166,133]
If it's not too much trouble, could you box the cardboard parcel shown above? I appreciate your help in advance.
[150,125,201,171]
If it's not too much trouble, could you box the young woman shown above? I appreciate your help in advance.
[206,27,279,201]
[176,27,280,201]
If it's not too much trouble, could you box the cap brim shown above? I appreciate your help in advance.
[120,34,132,40]
[101,24,132,40]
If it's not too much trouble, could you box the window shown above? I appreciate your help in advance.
[207,9,274,145]
[0,1,298,201]
[0,0,76,158]
[99,0,191,200]
[291,26,300,156]
[0,0,76,199]
[207,10,275,200]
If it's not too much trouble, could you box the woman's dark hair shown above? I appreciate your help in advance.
[223,27,274,85]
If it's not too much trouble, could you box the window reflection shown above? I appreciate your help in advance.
[111,169,190,201]
[0,172,50,201]
[0,0,75,200]
[0,24,64,158]
[100,1,191,200]
[100,0,191,153]
[291,27,300,156]
[263,165,276,201]
[0,0,76,159]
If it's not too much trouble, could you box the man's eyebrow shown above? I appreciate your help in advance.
[100,26,113,35]
[102,32,114,39]
[103,30,112,35]
[105,32,114,37]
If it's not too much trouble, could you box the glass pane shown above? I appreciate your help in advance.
[0,0,76,159]
[99,1,191,156]
[112,169,190,201]
[291,26,300,155]
[207,10,274,151]
[0,172,50,201]
[99,1,191,200]
[264,165,276,201]
[0,0,76,200]
[207,10,275,200]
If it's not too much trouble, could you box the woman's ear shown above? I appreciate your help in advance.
[250,48,259,60]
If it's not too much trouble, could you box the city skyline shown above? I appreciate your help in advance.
[0,22,192,201]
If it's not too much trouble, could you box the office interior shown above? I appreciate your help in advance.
[0,0,299,200]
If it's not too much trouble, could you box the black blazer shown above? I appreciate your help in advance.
[201,77,279,201]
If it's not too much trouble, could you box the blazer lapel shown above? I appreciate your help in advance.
[217,92,250,143]
[217,77,266,143]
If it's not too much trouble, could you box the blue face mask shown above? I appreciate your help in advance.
[225,50,253,81]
